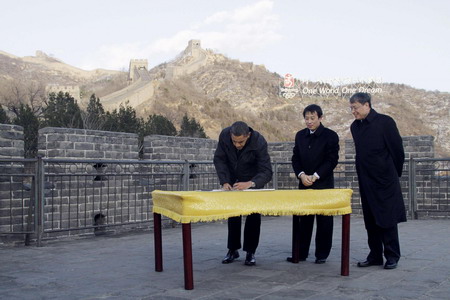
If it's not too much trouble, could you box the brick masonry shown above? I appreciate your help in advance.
[0,124,445,244]
[0,124,24,158]
[143,135,217,161]
[38,127,139,159]
[0,125,28,239]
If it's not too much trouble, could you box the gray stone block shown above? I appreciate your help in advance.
[0,148,19,157]
[86,136,107,143]
[46,134,67,142]
[74,143,94,151]
[105,152,123,159]
[70,135,87,143]
[123,152,139,159]
[0,140,14,147]
[64,150,85,158]
[85,151,104,159]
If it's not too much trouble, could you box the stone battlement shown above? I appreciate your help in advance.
[129,59,149,82]
[102,40,207,109]
[0,123,446,245]
[46,84,81,101]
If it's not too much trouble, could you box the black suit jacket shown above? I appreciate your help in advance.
[291,123,339,189]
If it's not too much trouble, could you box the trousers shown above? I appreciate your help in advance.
[363,206,401,263]
[227,213,261,253]
[297,215,333,260]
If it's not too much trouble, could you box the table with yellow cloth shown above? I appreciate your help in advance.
[152,189,353,290]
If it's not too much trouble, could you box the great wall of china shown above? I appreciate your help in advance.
[100,40,208,109]
[41,40,208,109]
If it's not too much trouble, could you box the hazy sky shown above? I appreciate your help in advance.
[1,0,449,92]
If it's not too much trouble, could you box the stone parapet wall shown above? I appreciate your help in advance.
[38,127,139,159]
[403,136,435,159]
[0,124,447,244]
[46,85,81,102]
[0,124,29,241]
[268,142,295,162]
[344,136,435,216]
[344,136,435,160]
[143,135,217,161]
[0,124,24,158]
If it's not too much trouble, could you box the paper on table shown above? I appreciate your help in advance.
[210,189,275,192]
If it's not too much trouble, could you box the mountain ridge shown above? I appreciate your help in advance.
[0,46,449,157]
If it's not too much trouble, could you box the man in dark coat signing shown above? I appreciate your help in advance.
[214,121,273,266]
[349,92,406,270]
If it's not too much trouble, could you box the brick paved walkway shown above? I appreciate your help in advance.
[1,216,449,299]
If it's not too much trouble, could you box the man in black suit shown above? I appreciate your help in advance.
[289,104,339,264]
[349,92,406,270]
[214,121,273,266]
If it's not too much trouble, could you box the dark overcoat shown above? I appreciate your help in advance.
[291,124,339,190]
[213,127,273,188]
[350,109,407,228]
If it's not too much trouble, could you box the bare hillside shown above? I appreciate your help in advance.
[0,50,127,105]
[137,54,450,157]
[1,48,449,157]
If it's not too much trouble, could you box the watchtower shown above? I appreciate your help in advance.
[186,40,202,58]
[129,59,148,82]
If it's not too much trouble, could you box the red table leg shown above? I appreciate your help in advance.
[291,215,300,263]
[154,213,163,272]
[182,223,194,290]
[341,214,350,276]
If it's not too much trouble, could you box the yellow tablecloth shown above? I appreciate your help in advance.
[152,189,353,223]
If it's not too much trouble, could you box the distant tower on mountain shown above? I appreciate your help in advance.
[128,59,149,82]
[102,40,207,108]
[185,40,202,57]
[165,39,207,80]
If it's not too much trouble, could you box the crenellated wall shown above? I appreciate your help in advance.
[0,125,27,240]
[38,127,139,159]
[143,135,217,161]
[0,124,24,158]
[344,135,435,160]
[0,123,445,244]
[128,59,148,82]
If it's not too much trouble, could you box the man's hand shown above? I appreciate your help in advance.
[233,181,252,190]
[222,183,232,191]
[299,173,314,187]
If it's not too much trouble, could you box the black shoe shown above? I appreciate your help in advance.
[286,256,306,263]
[384,260,398,270]
[315,258,326,264]
[222,250,239,264]
[357,260,383,267]
[245,252,256,266]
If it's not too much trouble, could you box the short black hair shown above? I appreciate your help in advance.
[350,92,372,108]
[230,121,250,136]
[303,104,323,118]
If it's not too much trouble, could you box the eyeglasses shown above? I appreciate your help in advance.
[349,104,364,112]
